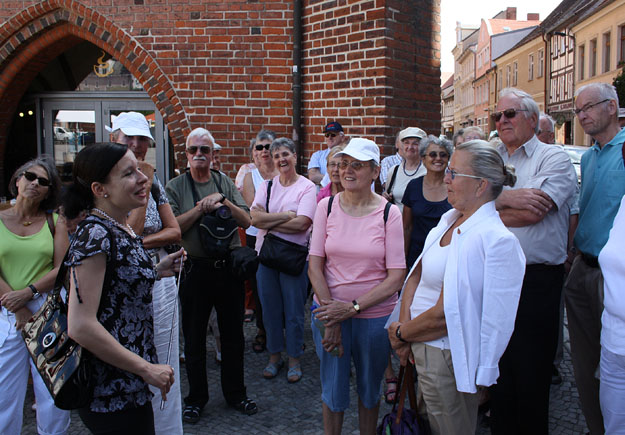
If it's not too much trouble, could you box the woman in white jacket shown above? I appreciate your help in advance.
[388,140,526,435]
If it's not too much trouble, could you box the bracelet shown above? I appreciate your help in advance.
[395,325,408,343]
[28,284,38,295]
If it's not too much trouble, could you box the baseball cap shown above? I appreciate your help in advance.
[213,143,222,151]
[335,138,380,165]
[108,112,154,140]
[619,108,625,119]
[398,127,426,141]
[323,121,344,133]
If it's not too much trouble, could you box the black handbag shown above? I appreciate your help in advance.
[258,180,308,276]
[21,251,94,410]
[230,245,259,280]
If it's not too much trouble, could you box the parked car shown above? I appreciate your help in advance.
[563,145,588,184]
[54,126,73,143]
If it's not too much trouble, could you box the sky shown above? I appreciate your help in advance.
[440,0,564,73]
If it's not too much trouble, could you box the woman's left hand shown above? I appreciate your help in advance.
[0,289,31,312]
[313,299,355,327]
[156,248,187,278]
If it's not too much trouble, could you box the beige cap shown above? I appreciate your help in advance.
[398,127,426,141]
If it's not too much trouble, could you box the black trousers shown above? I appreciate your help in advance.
[245,234,265,332]
[180,257,246,408]
[78,402,154,435]
[489,264,564,435]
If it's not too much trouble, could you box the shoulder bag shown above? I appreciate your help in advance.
[21,220,115,410]
[258,179,308,276]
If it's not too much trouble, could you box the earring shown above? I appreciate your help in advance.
[104,194,109,198]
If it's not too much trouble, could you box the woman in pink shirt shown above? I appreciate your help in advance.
[308,138,406,434]
[316,145,345,203]
[251,138,317,383]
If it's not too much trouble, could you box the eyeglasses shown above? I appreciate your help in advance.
[445,167,482,181]
[573,99,610,116]
[186,145,211,154]
[328,162,340,169]
[427,151,449,159]
[339,160,368,170]
[22,171,50,187]
[255,144,270,151]
[491,108,529,122]
[325,133,337,138]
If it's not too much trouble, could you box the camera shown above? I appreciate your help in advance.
[214,205,232,220]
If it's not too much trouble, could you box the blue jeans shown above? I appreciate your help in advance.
[600,346,625,434]
[312,312,390,411]
[256,263,308,358]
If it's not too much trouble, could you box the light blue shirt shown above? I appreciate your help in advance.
[575,128,625,257]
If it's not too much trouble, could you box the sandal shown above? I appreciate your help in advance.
[231,398,258,415]
[182,405,202,424]
[384,377,398,404]
[287,364,302,383]
[252,333,266,353]
[263,359,284,379]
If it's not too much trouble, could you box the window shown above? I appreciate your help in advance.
[620,25,625,64]
[513,62,518,86]
[538,49,544,77]
[590,38,597,77]
[498,70,503,91]
[506,65,511,87]
[579,44,585,80]
[603,32,611,73]
[528,54,534,81]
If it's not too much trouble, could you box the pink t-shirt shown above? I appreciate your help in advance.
[309,193,406,318]
[253,175,317,252]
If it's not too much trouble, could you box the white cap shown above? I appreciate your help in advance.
[213,143,222,151]
[619,108,625,119]
[107,112,154,140]
[335,138,380,165]
[398,127,426,141]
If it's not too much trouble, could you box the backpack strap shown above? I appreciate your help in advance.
[327,195,334,217]
[326,194,391,225]
[185,170,201,205]
[265,179,273,212]
[386,164,400,195]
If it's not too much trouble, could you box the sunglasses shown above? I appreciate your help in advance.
[445,167,482,181]
[186,145,211,154]
[325,133,337,138]
[339,161,368,170]
[22,171,50,187]
[491,108,529,122]
[255,144,270,151]
[427,151,449,159]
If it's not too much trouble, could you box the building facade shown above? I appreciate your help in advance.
[0,0,442,194]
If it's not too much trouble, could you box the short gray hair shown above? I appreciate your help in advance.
[249,129,277,154]
[462,126,485,140]
[419,135,453,158]
[186,127,215,148]
[456,139,516,200]
[269,137,296,154]
[539,112,555,132]
[575,82,619,109]
[452,129,464,146]
[499,87,540,133]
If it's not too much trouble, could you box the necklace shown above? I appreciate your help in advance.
[92,208,137,238]
[402,161,420,177]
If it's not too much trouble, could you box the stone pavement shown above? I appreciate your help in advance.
[21,303,588,434]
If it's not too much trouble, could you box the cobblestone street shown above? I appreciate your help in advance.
[22,303,587,434]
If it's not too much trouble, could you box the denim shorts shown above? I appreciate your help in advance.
[312,308,390,412]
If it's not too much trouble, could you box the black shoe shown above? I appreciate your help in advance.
[231,398,258,415]
[551,365,562,385]
[182,405,202,424]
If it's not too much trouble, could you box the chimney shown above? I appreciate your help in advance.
[506,7,517,20]
[527,13,540,21]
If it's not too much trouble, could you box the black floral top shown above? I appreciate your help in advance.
[66,215,157,413]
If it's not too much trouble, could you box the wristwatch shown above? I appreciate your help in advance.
[352,300,361,314]
[220,193,226,203]
[395,325,408,343]
[29,284,40,300]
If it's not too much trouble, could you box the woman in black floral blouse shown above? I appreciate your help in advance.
[62,143,184,434]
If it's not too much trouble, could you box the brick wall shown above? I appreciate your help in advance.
[0,0,440,190]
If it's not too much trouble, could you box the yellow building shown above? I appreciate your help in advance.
[494,31,547,125]
[453,23,479,131]
[572,0,625,145]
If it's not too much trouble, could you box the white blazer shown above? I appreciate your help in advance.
[402,201,526,393]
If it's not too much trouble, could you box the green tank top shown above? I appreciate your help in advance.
[0,214,57,291]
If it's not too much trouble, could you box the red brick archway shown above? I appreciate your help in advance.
[0,0,190,187]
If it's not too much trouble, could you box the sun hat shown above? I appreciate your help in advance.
[335,138,380,165]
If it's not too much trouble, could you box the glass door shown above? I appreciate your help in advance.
[39,92,169,183]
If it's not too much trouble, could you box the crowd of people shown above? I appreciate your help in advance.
[0,82,624,435]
